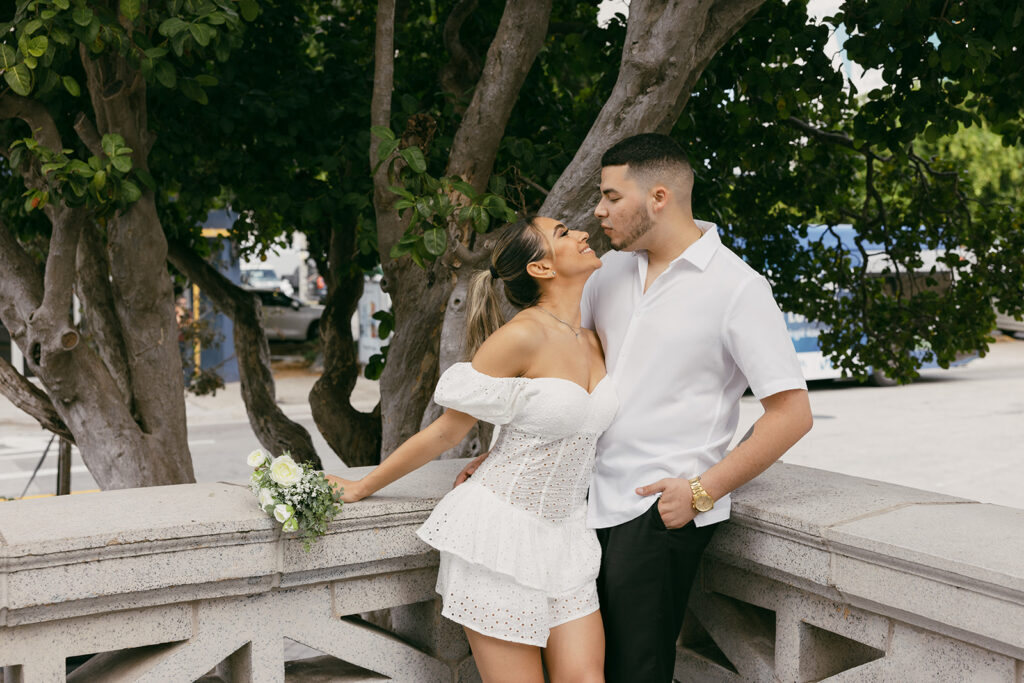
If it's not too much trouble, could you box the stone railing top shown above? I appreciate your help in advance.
[0,460,463,558]
[731,464,1024,595]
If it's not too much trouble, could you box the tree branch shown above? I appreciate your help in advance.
[0,355,75,442]
[75,225,133,404]
[784,116,893,162]
[446,0,553,193]
[541,0,766,245]
[73,112,104,157]
[166,241,322,467]
[439,0,481,104]
[0,93,64,152]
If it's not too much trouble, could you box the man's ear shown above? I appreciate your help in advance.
[650,185,670,213]
[526,260,554,279]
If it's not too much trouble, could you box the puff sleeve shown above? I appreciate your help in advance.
[433,362,529,425]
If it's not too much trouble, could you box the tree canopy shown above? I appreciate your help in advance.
[2,0,1022,481]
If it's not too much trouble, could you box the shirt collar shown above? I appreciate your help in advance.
[633,219,721,272]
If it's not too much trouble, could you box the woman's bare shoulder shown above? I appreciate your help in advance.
[471,316,545,378]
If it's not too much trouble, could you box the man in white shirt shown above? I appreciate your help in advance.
[584,134,812,682]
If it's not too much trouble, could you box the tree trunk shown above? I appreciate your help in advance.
[78,47,194,483]
[308,226,381,467]
[0,228,193,488]
[0,354,74,442]
[541,0,766,241]
[372,0,553,458]
[0,81,194,488]
[167,243,322,468]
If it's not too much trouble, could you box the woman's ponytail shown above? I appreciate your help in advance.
[465,268,505,358]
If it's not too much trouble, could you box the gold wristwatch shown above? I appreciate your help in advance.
[688,476,714,513]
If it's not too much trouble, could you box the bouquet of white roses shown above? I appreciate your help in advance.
[247,449,343,550]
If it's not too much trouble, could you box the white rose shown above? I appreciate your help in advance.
[247,449,267,467]
[269,454,302,487]
[258,488,275,509]
[274,504,294,523]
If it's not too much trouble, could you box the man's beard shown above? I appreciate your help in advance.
[610,205,654,251]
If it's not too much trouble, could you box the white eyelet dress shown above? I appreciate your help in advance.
[416,362,618,647]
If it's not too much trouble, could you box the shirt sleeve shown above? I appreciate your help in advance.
[722,276,807,399]
[433,363,529,425]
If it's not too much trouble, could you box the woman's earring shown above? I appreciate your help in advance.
[550,271,557,277]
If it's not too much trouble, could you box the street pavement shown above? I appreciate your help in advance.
[1,336,1022,508]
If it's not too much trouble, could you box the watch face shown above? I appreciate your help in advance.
[694,493,713,512]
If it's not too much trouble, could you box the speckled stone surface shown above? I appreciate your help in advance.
[1,459,1021,681]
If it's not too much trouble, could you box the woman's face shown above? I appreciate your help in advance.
[532,216,601,279]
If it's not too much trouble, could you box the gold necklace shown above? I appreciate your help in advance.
[535,306,581,338]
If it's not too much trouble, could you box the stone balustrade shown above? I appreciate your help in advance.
[1,460,1022,682]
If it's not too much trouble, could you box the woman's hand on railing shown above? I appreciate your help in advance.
[326,474,367,503]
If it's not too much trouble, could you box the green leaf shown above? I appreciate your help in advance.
[120,180,141,203]
[72,6,93,26]
[189,23,212,47]
[0,45,17,70]
[370,125,396,142]
[238,0,258,22]
[54,0,70,8]
[3,64,33,96]
[24,35,47,58]
[158,18,189,37]
[472,206,489,233]
[155,61,176,88]
[23,19,42,35]
[180,79,208,104]
[376,138,399,162]
[91,169,106,190]
[400,147,427,173]
[101,134,126,157]
[450,179,477,198]
[171,30,188,57]
[111,155,132,173]
[120,0,141,21]
[387,185,415,200]
[50,28,72,45]
[62,75,80,96]
[194,74,218,86]
[134,168,156,189]
[422,227,447,256]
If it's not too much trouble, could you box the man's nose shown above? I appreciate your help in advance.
[594,203,606,218]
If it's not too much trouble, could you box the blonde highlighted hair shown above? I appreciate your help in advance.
[464,216,547,358]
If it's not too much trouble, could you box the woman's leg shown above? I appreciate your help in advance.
[543,610,605,683]
[464,626,545,683]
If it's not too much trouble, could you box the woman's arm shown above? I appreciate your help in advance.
[332,317,541,502]
[329,408,477,502]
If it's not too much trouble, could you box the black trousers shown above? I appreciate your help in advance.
[596,503,717,683]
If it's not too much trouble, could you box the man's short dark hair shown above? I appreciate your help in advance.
[601,133,691,170]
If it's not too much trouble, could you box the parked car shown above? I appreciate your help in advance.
[248,288,323,341]
[241,267,294,296]
[995,309,1024,336]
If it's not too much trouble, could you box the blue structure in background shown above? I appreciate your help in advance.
[186,209,241,383]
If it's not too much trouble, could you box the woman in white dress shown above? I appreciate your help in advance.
[328,216,615,683]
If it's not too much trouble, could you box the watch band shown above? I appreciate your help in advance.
[688,476,715,513]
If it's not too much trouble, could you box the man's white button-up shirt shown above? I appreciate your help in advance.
[582,221,806,529]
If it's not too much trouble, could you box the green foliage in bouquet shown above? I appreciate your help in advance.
[247,450,343,551]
